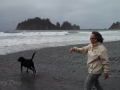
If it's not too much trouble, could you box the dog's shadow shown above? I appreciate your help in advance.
[20,73,39,89]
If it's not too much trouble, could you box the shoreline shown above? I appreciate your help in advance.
[0,41,120,90]
[1,40,120,56]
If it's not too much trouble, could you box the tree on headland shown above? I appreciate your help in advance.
[109,21,120,30]
[61,21,72,30]
[56,22,60,30]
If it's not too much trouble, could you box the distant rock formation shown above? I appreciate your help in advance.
[16,17,80,30]
[109,22,120,30]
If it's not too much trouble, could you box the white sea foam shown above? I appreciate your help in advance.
[0,30,120,55]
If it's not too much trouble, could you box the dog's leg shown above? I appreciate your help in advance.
[21,64,22,72]
[26,68,29,73]
[28,67,35,74]
[32,64,36,74]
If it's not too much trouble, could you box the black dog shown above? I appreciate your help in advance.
[17,52,36,74]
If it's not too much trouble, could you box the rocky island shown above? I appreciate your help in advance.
[109,21,120,30]
[16,17,80,30]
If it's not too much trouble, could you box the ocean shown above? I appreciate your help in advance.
[0,30,120,55]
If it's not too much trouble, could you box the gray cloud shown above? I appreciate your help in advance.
[0,0,120,30]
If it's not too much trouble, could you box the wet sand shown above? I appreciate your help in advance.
[0,41,120,90]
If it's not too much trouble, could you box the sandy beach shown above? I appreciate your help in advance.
[0,41,120,90]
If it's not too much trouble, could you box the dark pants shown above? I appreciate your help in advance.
[84,73,103,90]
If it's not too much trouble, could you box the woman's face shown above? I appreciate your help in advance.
[90,34,97,44]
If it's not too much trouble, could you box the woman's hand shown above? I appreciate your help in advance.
[104,73,109,79]
[70,48,75,53]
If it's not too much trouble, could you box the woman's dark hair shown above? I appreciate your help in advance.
[92,31,104,43]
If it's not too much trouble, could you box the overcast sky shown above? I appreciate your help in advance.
[0,0,120,30]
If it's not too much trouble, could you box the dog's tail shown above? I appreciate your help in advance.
[31,52,36,61]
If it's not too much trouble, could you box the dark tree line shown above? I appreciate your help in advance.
[109,21,120,30]
[16,17,80,30]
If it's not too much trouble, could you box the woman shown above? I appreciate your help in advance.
[70,31,110,90]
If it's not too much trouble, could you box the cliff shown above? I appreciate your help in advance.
[16,17,80,30]
[109,22,120,30]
